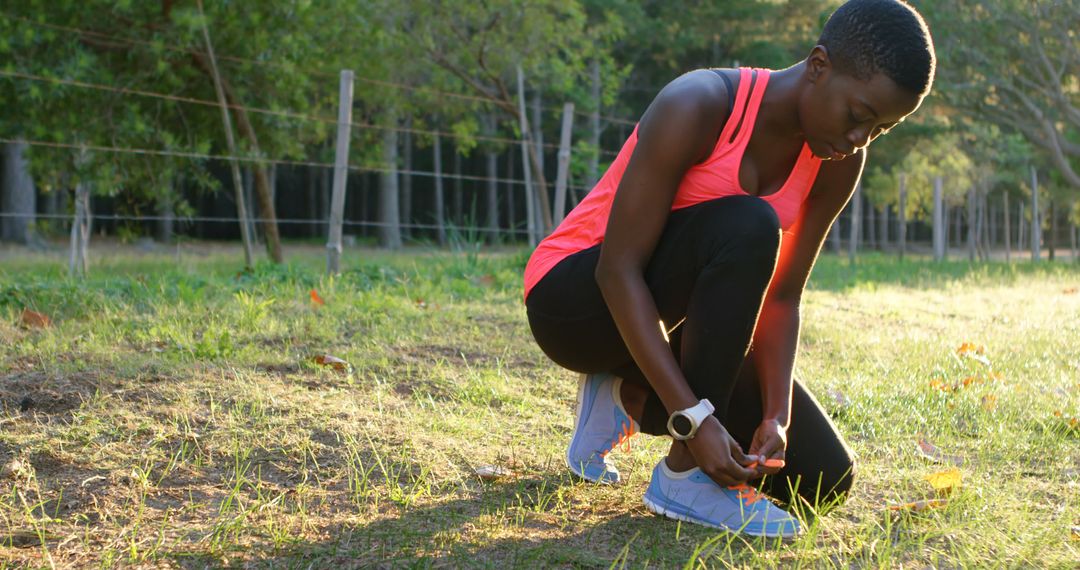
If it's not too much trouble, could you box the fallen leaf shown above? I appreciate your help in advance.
[310,289,325,306]
[18,308,50,329]
[924,468,962,495]
[888,498,948,512]
[1072,525,1080,540]
[916,435,964,466]
[312,354,350,372]
[474,465,511,480]
[930,377,956,393]
[1063,287,1078,295]
[956,343,990,366]
[416,298,427,309]
[961,375,980,388]
[477,274,495,287]
[981,394,998,411]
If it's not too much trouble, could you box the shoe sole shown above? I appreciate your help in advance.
[566,373,617,485]
[642,493,799,538]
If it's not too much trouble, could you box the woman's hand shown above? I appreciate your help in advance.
[748,419,788,476]
[686,416,759,486]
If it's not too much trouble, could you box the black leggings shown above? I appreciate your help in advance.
[526,196,854,507]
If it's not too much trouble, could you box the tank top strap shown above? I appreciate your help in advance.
[715,67,756,146]
[728,68,771,149]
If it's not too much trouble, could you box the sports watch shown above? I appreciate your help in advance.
[666,399,716,440]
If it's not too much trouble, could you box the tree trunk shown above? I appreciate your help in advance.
[587,59,601,189]
[505,151,515,240]
[880,204,889,250]
[452,149,463,226]
[972,184,980,260]
[307,164,318,237]
[1018,201,1025,252]
[532,88,544,183]
[379,112,402,249]
[1067,214,1075,263]
[484,115,499,244]
[1048,200,1057,261]
[1,141,37,244]
[190,50,282,263]
[866,197,877,250]
[848,182,861,264]
[401,117,413,240]
[433,134,447,246]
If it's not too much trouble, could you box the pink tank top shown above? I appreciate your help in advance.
[523,68,822,302]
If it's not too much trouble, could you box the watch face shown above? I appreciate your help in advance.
[671,414,693,437]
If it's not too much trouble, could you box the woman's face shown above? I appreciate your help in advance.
[799,50,923,161]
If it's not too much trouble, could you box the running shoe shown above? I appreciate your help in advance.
[642,459,802,537]
[566,372,638,484]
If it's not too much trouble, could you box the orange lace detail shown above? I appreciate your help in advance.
[600,421,637,457]
[727,484,767,506]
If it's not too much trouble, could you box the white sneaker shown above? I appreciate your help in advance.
[643,459,802,537]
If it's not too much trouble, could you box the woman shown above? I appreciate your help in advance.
[523,0,936,537]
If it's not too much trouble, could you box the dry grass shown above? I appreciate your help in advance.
[1,245,1078,568]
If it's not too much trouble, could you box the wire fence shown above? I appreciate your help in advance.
[3,10,1076,266]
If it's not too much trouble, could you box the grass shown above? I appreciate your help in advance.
[0,243,1078,568]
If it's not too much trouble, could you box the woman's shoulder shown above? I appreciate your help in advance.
[640,69,735,154]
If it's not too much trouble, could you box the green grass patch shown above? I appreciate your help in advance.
[1,246,1078,567]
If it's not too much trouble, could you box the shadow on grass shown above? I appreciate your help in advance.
[170,474,777,569]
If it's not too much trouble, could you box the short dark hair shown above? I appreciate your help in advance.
[818,0,936,97]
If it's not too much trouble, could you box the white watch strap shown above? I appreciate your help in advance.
[668,398,715,440]
[684,399,715,425]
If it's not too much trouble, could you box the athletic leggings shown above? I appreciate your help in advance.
[525,196,854,507]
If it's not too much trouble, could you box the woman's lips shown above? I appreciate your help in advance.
[828,143,847,161]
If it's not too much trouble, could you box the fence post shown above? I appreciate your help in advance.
[553,102,575,226]
[197,0,255,268]
[1030,166,1041,262]
[326,69,354,274]
[433,133,447,246]
[933,176,944,262]
[1003,192,1011,263]
[897,173,907,261]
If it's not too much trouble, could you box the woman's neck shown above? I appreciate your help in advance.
[757,61,808,141]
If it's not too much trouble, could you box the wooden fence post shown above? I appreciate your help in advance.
[553,102,575,226]
[326,69,354,274]
[933,176,945,262]
[1003,192,1011,263]
[898,173,907,261]
[433,133,447,246]
[1031,166,1041,262]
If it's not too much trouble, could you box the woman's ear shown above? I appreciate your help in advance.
[806,45,831,84]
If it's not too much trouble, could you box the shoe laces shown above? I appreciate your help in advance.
[727,483,766,506]
[600,421,636,457]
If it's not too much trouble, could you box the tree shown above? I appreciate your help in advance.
[928,0,1080,190]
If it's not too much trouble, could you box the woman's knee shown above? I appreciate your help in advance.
[697,196,782,260]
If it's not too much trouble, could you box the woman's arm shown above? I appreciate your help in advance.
[595,70,758,485]
[747,149,866,471]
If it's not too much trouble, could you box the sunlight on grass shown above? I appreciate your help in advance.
[1,247,1078,567]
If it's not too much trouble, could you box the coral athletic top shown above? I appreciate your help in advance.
[523,67,823,302]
